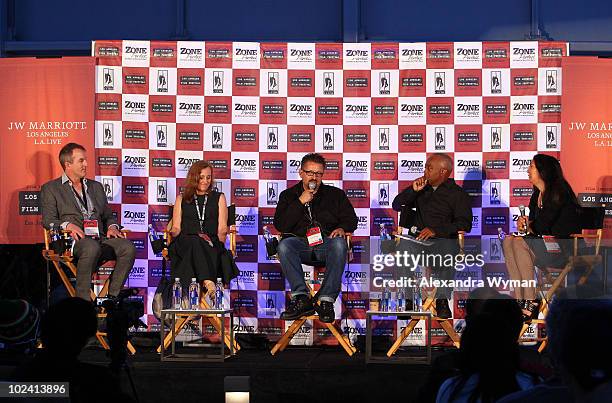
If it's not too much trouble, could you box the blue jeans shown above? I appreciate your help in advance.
[277,236,348,303]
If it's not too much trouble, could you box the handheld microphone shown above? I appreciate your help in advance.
[409,226,421,236]
[518,204,527,235]
[305,181,317,207]
[518,204,526,217]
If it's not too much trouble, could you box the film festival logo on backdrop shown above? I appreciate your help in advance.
[323,128,335,150]
[491,127,502,149]
[490,71,501,94]
[103,68,114,91]
[379,72,390,95]
[490,237,502,261]
[212,126,223,149]
[157,180,168,203]
[103,178,113,202]
[435,127,446,150]
[546,70,557,93]
[156,125,167,148]
[379,128,390,151]
[268,72,279,95]
[267,182,278,205]
[490,181,501,205]
[267,127,278,150]
[378,183,390,206]
[103,123,114,146]
[435,72,446,95]
[213,182,222,194]
[213,71,223,93]
[546,126,558,149]
[157,70,168,93]
[323,72,334,95]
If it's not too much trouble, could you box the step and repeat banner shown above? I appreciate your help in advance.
[93,40,567,344]
[0,57,95,244]
[561,57,612,239]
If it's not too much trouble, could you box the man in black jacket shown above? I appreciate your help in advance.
[274,153,358,323]
[392,153,472,318]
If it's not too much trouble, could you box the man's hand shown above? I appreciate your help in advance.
[329,228,346,238]
[66,223,85,241]
[417,227,436,241]
[412,176,428,192]
[299,189,315,205]
[107,226,125,239]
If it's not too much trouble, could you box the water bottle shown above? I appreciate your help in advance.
[497,227,506,241]
[263,225,272,243]
[396,288,406,312]
[189,278,199,309]
[215,277,224,310]
[381,287,391,312]
[172,278,182,309]
[413,285,422,311]
[379,224,389,240]
[148,224,158,243]
[49,222,58,242]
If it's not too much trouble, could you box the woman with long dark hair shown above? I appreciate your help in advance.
[168,160,237,305]
[502,154,581,320]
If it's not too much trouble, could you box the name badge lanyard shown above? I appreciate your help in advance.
[194,195,208,234]
[71,183,94,220]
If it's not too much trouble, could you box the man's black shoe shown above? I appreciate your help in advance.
[280,295,315,321]
[316,301,335,323]
[435,298,452,319]
[405,299,414,312]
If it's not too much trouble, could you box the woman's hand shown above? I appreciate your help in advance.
[200,280,216,308]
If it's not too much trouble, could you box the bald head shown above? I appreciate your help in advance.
[425,154,453,186]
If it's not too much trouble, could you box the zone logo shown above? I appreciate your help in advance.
[178,157,199,167]
[513,103,535,111]
[234,159,256,167]
[235,214,256,222]
[125,101,145,109]
[125,47,147,54]
[346,50,368,57]
[457,48,479,56]
[179,103,201,111]
[124,211,145,219]
[513,48,536,55]
[289,160,301,167]
[512,159,531,166]
[401,104,423,112]
[345,160,367,168]
[344,271,366,279]
[346,105,368,112]
[235,49,257,56]
[402,49,423,56]
[232,324,255,332]
[401,160,423,168]
[235,104,256,111]
[290,104,312,112]
[180,48,202,55]
[290,49,312,57]
[457,160,480,167]
[239,270,255,278]
[124,156,146,164]
[457,104,480,112]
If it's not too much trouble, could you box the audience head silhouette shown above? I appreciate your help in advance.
[40,297,97,357]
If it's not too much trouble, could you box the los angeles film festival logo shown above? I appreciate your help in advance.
[6,120,87,145]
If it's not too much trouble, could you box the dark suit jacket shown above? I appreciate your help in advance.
[41,176,118,235]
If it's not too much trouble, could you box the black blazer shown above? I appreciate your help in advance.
[528,188,581,237]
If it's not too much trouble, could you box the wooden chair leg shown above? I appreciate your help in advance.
[325,322,356,356]
[438,319,460,348]
[52,261,76,297]
[156,315,191,353]
[271,318,307,355]
[96,332,110,350]
[202,315,241,352]
[387,317,420,357]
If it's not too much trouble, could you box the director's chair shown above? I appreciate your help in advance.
[518,206,605,352]
[386,228,465,357]
[270,234,357,357]
[41,228,136,354]
[156,204,241,353]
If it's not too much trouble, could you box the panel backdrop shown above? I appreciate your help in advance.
[93,40,567,345]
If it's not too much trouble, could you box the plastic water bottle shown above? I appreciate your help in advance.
[497,227,506,241]
[189,278,199,309]
[379,224,389,240]
[49,222,59,241]
[148,224,158,243]
[172,278,182,309]
[215,277,224,310]
[381,287,391,312]
[263,225,272,243]
[413,285,422,311]
[397,288,406,312]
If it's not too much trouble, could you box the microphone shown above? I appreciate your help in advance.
[409,226,421,237]
[518,204,527,235]
[305,181,317,207]
[518,204,526,217]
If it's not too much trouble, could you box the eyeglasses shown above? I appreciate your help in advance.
[302,170,324,178]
